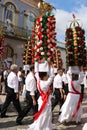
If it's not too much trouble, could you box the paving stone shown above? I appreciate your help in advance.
[0,94,87,130]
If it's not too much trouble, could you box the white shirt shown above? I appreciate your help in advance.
[53,74,62,89]
[84,71,87,88]
[62,73,68,84]
[17,71,22,82]
[25,72,37,96]
[7,71,18,93]
[40,75,54,93]
[3,70,9,79]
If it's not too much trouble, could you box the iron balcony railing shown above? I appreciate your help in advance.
[0,21,31,38]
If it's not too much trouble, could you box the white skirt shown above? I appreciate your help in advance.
[27,96,52,130]
[58,93,83,123]
[82,123,87,130]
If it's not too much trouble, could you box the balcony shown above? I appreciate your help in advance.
[0,21,31,39]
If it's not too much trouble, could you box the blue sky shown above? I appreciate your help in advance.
[45,0,87,45]
[46,0,87,11]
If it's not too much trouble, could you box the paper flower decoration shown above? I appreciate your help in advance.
[32,13,57,63]
[65,15,86,67]
[54,46,63,69]
[23,39,34,65]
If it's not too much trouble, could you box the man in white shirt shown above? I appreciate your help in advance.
[16,65,37,123]
[52,68,64,111]
[1,64,22,125]
[62,68,69,96]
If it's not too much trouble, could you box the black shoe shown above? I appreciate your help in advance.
[58,111,61,115]
[16,121,23,125]
[75,121,81,125]
[62,121,67,126]
[1,115,9,118]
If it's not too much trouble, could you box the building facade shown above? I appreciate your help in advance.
[0,0,40,67]
[0,0,67,69]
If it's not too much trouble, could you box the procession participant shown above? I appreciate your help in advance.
[17,67,23,94]
[58,66,84,125]
[52,68,64,111]
[22,65,30,100]
[80,75,85,100]
[53,68,58,76]
[83,123,87,130]
[16,65,38,124]
[83,70,87,94]
[62,68,69,96]
[50,67,58,101]
[1,64,22,124]
[0,67,4,94]
[21,70,26,101]
[3,67,9,93]
[0,97,2,111]
[27,61,54,130]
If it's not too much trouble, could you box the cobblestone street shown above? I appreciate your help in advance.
[0,94,87,130]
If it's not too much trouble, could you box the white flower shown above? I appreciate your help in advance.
[41,52,44,55]
[40,23,42,26]
[37,42,41,46]
[40,47,43,50]
[39,17,42,21]
[35,36,39,39]
[36,25,39,29]
[51,48,54,51]
[34,45,37,49]
[39,40,42,43]
[37,48,40,52]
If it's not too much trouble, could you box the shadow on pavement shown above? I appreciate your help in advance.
[0,121,16,128]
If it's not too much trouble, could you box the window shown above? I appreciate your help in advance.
[4,2,16,25]
[26,12,35,36]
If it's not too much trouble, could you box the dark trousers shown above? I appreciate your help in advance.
[62,82,69,95]
[81,84,84,100]
[3,78,8,93]
[16,90,38,122]
[52,88,64,111]
[1,87,22,116]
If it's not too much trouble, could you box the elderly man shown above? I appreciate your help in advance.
[1,64,22,125]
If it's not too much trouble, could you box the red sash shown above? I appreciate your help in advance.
[70,81,82,118]
[33,79,50,121]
